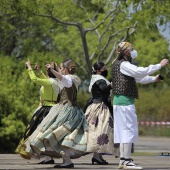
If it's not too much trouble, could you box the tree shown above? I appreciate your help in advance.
[0,0,170,76]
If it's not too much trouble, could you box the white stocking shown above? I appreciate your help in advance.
[119,143,125,164]
[60,148,72,166]
[44,146,53,162]
[120,143,124,158]
[61,155,72,166]
[124,143,132,159]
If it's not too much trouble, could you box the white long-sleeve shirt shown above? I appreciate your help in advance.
[120,61,161,84]
[58,75,73,90]
[58,74,81,91]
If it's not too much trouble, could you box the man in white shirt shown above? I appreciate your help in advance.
[112,42,169,170]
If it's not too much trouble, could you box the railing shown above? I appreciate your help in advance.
[138,121,170,126]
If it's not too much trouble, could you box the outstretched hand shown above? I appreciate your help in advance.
[25,59,31,69]
[160,59,169,67]
[155,74,163,82]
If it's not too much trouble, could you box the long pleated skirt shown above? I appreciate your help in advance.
[15,106,52,159]
[26,103,88,159]
[85,102,119,156]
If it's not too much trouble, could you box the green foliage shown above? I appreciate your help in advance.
[131,31,169,66]
[0,0,170,72]
[139,126,170,137]
[77,89,91,109]
[136,87,170,121]
[1,0,170,76]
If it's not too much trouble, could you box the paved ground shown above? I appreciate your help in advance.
[0,136,169,170]
[134,136,170,153]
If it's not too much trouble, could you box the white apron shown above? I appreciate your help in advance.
[113,105,138,143]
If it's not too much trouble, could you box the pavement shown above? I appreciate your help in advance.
[0,136,169,170]
[134,136,170,153]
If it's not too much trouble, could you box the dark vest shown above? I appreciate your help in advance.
[59,83,77,106]
[112,59,138,99]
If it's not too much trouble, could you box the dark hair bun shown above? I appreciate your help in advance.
[92,61,105,74]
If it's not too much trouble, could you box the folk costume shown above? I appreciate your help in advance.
[25,59,88,168]
[15,65,59,160]
[84,62,119,165]
[112,41,165,170]
[85,74,114,153]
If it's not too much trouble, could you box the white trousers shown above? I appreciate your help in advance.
[113,105,138,143]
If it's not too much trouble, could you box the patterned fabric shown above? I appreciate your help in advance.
[59,83,77,106]
[15,106,52,159]
[112,59,138,99]
[85,103,118,155]
[118,42,131,52]
[25,81,88,159]
[29,103,88,158]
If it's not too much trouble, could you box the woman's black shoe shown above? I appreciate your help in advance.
[38,159,55,164]
[91,157,108,165]
[101,159,109,164]
[54,163,74,168]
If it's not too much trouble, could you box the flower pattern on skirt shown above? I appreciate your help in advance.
[85,102,117,154]
[97,133,109,146]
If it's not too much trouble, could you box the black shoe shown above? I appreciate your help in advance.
[38,159,55,164]
[91,158,108,165]
[54,163,74,168]
[101,159,109,164]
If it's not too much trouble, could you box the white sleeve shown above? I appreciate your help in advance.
[120,61,161,78]
[58,75,72,90]
[135,76,156,84]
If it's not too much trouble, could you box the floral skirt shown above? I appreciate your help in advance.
[85,102,119,156]
[15,106,52,159]
[26,103,88,159]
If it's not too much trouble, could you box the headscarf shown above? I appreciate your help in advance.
[117,42,131,52]
[112,41,132,63]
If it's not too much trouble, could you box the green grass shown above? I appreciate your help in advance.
[139,126,170,137]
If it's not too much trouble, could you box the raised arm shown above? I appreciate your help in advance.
[120,59,169,79]
[46,63,63,81]
[25,59,52,86]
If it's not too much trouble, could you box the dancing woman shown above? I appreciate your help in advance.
[27,59,88,168]
[15,59,59,164]
[84,61,119,165]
